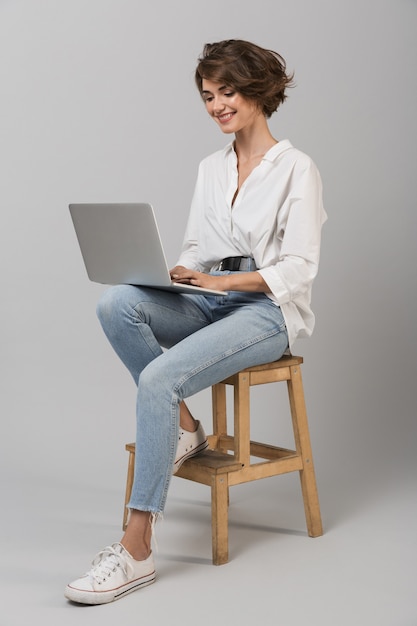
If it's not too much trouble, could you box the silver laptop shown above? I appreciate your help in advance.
[69,202,227,296]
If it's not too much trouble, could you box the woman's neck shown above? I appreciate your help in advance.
[233,117,277,163]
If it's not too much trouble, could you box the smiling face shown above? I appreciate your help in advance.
[201,78,262,134]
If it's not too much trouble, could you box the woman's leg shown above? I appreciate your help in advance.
[65,289,288,604]
[65,285,214,604]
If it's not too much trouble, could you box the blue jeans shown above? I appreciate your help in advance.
[96,275,289,514]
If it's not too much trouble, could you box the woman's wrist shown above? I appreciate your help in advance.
[221,271,268,293]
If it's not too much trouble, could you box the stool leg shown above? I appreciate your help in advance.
[212,383,228,452]
[212,385,232,512]
[211,474,229,565]
[288,365,323,537]
[123,449,135,531]
[234,373,251,465]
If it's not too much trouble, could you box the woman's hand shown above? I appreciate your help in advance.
[170,266,230,291]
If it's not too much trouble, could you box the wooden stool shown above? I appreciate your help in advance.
[123,355,323,564]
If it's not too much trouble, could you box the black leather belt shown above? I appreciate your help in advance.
[218,256,257,271]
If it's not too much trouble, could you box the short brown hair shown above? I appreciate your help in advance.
[195,39,294,118]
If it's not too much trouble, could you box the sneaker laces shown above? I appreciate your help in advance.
[88,543,133,584]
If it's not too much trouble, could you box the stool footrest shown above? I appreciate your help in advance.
[177,447,303,485]
[186,448,242,470]
[216,435,297,461]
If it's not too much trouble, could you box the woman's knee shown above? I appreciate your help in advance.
[138,357,179,399]
[96,284,137,327]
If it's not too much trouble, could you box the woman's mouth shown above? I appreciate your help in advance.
[216,112,235,124]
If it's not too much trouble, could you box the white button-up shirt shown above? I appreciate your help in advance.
[177,139,327,350]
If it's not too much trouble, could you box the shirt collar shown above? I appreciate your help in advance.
[262,139,293,162]
[224,139,293,162]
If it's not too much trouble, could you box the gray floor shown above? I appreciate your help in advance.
[3,459,416,626]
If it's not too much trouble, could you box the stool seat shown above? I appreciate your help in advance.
[123,355,323,564]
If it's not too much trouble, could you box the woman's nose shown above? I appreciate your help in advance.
[213,97,226,113]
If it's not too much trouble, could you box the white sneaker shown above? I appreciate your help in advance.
[173,420,208,474]
[65,543,156,605]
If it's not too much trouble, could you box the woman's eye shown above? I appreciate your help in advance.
[204,96,214,103]
[224,92,235,97]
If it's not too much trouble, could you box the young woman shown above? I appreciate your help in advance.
[65,39,326,605]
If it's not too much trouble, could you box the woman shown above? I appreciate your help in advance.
[65,39,326,605]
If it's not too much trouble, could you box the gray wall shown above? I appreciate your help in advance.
[1,0,416,510]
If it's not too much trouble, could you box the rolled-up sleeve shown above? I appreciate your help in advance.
[258,159,326,306]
